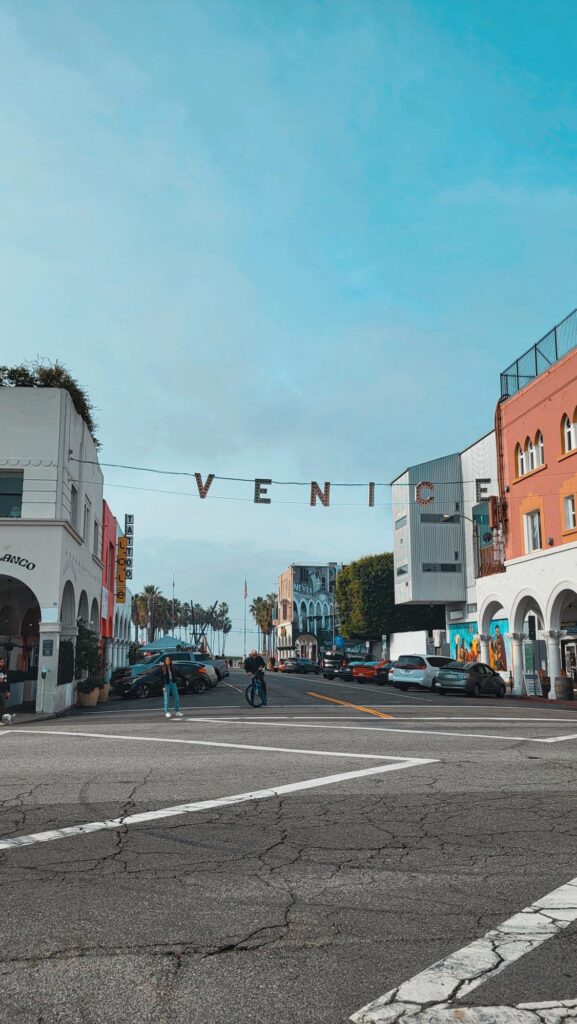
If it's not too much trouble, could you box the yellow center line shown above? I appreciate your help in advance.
[307,691,394,719]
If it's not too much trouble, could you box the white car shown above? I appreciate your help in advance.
[390,654,452,692]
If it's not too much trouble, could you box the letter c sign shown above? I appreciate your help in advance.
[415,480,434,505]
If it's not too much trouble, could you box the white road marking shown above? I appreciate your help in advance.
[0,757,435,852]
[7,728,411,761]
[182,715,577,725]
[352,873,577,1022]
[533,732,577,744]
[181,719,571,744]
[224,681,243,694]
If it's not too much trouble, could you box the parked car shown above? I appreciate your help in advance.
[390,654,452,692]
[337,659,371,682]
[321,651,347,679]
[435,661,507,698]
[188,652,229,682]
[117,661,208,700]
[352,660,396,685]
[278,658,320,675]
[117,651,220,687]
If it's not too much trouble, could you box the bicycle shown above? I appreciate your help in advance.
[245,672,267,707]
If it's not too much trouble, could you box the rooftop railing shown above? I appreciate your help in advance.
[500,307,577,399]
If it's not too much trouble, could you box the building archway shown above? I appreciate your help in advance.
[0,574,42,691]
[90,598,100,632]
[77,590,89,626]
[511,591,545,635]
[546,583,577,682]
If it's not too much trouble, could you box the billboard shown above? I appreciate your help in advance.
[448,619,510,671]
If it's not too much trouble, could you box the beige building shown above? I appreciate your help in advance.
[276,563,339,660]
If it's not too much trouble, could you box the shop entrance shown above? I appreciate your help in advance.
[0,573,41,704]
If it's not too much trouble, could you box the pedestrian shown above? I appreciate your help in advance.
[160,656,185,719]
[0,657,12,725]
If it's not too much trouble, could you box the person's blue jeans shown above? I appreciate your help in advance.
[163,681,180,714]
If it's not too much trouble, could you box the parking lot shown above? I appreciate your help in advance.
[2,669,577,1023]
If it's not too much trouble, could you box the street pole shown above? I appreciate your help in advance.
[171,574,175,635]
[243,578,247,658]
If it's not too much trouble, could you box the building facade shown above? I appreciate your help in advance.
[100,502,131,681]
[476,309,577,696]
[392,432,501,664]
[276,563,339,660]
[0,387,104,713]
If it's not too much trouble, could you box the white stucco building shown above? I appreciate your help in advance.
[0,387,104,713]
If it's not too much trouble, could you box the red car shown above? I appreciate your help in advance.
[352,660,396,685]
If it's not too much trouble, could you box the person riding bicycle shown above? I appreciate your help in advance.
[244,649,267,704]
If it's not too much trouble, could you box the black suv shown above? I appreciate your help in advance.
[321,651,347,679]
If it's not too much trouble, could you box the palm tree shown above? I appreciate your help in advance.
[142,585,162,642]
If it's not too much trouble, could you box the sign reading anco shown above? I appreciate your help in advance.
[0,553,36,570]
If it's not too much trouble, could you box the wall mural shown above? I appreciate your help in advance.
[448,619,510,671]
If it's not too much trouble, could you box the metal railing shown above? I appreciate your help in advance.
[500,308,577,399]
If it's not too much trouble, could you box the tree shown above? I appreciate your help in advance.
[0,360,100,446]
[141,585,163,642]
[249,594,276,654]
[336,553,445,641]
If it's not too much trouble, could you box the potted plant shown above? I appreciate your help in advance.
[76,677,100,708]
[97,678,110,703]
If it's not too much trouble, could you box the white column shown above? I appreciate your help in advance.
[546,630,563,700]
[510,632,526,696]
[479,633,491,665]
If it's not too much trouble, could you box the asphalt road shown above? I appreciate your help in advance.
[2,669,577,1023]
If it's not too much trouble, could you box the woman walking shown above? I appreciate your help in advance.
[160,656,185,718]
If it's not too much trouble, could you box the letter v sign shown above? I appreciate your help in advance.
[194,473,215,499]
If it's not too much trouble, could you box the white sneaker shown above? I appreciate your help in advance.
[2,714,12,725]
[174,711,184,718]
[165,712,172,718]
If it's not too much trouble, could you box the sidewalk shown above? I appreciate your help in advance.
[3,702,71,727]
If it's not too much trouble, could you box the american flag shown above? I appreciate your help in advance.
[244,580,248,599]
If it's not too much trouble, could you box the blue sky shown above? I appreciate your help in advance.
[2,1,577,648]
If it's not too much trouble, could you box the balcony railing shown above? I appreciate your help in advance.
[501,308,577,399]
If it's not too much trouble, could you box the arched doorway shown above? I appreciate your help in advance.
[0,574,41,704]
[77,590,89,627]
[90,598,100,632]
[547,584,577,687]
[512,591,546,695]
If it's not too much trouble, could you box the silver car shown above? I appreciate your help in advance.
[390,654,452,692]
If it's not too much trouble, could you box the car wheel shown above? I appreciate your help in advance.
[357,675,365,684]
[430,678,437,692]
[497,684,506,698]
[472,682,481,698]
[193,678,207,694]
[399,685,409,692]
[138,683,150,699]
[215,670,222,682]
[377,678,386,686]
[438,688,446,696]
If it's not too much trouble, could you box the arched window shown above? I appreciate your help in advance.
[562,414,575,454]
[516,443,525,477]
[535,431,544,467]
[524,437,535,472]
